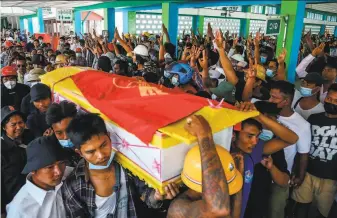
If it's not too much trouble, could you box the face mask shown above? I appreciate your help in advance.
[50,61,55,64]
[88,149,115,170]
[299,86,313,97]
[39,40,43,43]
[60,41,64,45]
[76,53,82,58]
[58,139,74,148]
[324,102,337,115]
[4,80,16,89]
[171,77,179,86]
[266,69,275,77]
[259,129,274,141]
[260,56,267,64]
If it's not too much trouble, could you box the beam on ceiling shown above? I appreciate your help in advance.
[74,0,187,11]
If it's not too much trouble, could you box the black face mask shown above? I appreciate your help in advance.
[324,102,337,115]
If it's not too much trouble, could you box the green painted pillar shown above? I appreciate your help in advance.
[240,6,250,38]
[276,0,306,83]
[128,12,136,35]
[197,16,204,36]
[162,2,178,46]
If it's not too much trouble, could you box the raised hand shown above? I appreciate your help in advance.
[236,101,257,112]
[312,42,325,57]
[198,49,208,70]
[184,115,212,139]
[277,48,287,64]
[254,32,262,46]
[162,24,168,35]
[215,29,225,49]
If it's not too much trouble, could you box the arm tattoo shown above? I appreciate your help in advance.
[200,137,231,213]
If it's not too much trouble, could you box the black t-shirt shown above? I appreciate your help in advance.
[1,83,30,111]
[307,112,337,180]
[244,150,289,218]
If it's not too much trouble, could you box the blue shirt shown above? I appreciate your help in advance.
[240,141,264,218]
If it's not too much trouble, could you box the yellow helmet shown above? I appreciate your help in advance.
[55,54,68,65]
[181,145,243,195]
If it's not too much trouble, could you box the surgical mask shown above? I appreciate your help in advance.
[39,40,43,43]
[324,102,337,115]
[76,53,82,58]
[260,56,267,64]
[266,69,275,77]
[60,41,64,45]
[299,86,313,97]
[4,80,16,89]
[171,77,179,86]
[58,139,74,148]
[88,149,116,170]
[259,129,274,141]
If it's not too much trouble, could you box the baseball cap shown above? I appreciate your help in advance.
[22,136,66,174]
[210,81,235,103]
[1,106,25,124]
[30,83,51,103]
[209,69,221,79]
[303,72,324,86]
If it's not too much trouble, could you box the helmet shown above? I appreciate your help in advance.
[164,62,193,85]
[1,66,17,77]
[55,54,68,64]
[134,44,149,57]
[181,145,243,195]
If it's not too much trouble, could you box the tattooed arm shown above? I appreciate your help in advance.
[167,115,231,218]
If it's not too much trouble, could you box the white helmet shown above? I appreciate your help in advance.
[134,44,149,57]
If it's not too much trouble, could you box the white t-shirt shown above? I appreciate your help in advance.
[292,90,325,120]
[278,112,311,173]
[95,192,117,218]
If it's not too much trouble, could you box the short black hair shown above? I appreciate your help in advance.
[66,113,108,149]
[235,45,244,55]
[60,37,65,41]
[16,55,26,61]
[98,56,112,72]
[46,101,77,126]
[328,83,337,93]
[270,80,295,99]
[115,59,130,76]
[209,50,219,66]
[34,39,39,43]
[242,118,263,131]
[164,42,176,58]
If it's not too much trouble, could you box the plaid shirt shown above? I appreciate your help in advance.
[61,159,162,218]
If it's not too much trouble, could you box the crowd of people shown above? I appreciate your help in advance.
[1,22,337,218]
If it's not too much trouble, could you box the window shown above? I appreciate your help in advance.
[203,17,241,35]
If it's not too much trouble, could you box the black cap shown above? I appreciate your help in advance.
[30,83,51,103]
[22,136,66,174]
[303,72,324,86]
[1,106,24,124]
[31,54,45,65]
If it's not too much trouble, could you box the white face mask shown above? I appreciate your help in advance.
[76,53,82,58]
[4,80,16,89]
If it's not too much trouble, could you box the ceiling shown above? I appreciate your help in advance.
[306,3,337,13]
[0,1,103,11]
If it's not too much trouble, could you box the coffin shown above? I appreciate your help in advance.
[41,67,258,193]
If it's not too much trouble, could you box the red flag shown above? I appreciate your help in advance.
[72,71,216,143]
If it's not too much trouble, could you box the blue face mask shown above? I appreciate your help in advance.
[88,149,116,170]
[266,69,275,77]
[59,139,74,148]
[260,56,267,64]
[299,86,313,97]
[259,129,274,141]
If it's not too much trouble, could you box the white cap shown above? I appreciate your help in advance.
[134,44,149,57]
[231,54,247,68]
